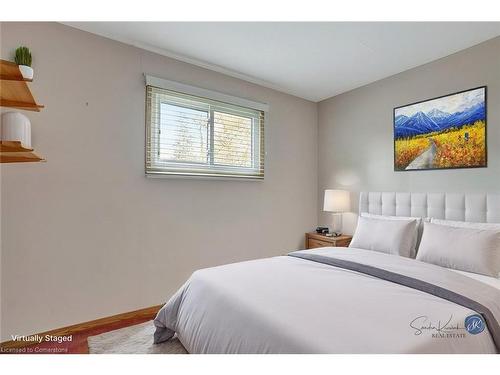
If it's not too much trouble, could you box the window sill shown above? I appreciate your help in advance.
[145,172,264,181]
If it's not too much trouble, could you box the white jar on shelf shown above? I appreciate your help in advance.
[18,65,34,80]
[1,111,32,149]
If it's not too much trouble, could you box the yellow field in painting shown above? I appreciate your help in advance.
[395,121,486,170]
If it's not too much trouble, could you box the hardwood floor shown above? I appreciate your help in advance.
[0,305,162,354]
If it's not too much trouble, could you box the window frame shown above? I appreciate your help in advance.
[145,76,267,180]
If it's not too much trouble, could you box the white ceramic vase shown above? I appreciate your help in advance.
[18,65,34,80]
[1,112,32,148]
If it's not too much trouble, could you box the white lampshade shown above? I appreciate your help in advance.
[1,112,31,148]
[323,189,350,213]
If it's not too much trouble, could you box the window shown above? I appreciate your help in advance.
[146,84,265,179]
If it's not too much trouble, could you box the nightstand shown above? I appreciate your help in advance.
[305,232,352,249]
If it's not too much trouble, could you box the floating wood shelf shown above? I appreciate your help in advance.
[0,141,44,163]
[0,59,44,112]
[0,60,45,163]
[0,59,31,81]
[0,140,33,152]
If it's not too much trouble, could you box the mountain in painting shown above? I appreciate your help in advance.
[394,102,485,139]
[394,114,409,127]
[394,111,439,138]
[427,109,450,124]
[444,102,485,128]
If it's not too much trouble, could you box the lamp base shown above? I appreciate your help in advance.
[330,212,343,236]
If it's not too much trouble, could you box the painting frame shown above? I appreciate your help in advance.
[393,86,487,172]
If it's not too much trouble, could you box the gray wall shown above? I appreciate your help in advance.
[0,23,318,340]
[318,36,500,234]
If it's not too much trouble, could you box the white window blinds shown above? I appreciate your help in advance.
[146,84,265,179]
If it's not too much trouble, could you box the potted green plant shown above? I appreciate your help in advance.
[14,46,33,80]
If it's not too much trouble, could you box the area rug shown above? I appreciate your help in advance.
[87,321,188,354]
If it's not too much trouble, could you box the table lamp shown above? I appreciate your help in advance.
[323,189,350,236]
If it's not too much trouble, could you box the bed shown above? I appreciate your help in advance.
[153,192,500,354]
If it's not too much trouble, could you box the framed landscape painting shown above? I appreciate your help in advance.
[394,86,487,171]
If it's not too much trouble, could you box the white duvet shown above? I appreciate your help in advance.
[154,247,500,354]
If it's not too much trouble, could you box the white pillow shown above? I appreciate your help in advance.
[431,218,500,230]
[360,213,423,258]
[416,222,500,277]
[350,216,417,258]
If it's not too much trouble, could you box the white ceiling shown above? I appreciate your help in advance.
[64,22,500,102]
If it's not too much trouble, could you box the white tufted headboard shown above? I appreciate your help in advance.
[359,192,500,223]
